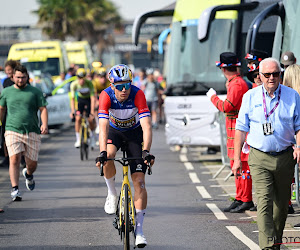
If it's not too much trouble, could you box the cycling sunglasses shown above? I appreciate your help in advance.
[112,82,131,91]
[260,72,281,78]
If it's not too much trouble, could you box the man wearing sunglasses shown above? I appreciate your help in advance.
[95,64,155,248]
[245,49,268,88]
[233,58,300,249]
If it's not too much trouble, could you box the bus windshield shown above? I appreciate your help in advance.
[274,0,300,60]
[22,58,60,77]
[167,18,238,96]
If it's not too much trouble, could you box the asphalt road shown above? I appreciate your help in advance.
[0,123,284,249]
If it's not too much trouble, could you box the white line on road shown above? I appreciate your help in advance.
[196,186,211,198]
[206,203,228,220]
[189,172,201,183]
[210,184,236,187]
[227,226,260,250]
[179,154,188,162]
[179,154,194,170]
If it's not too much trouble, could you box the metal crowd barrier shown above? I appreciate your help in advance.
[213,112,231,181]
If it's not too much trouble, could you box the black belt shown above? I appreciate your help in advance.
[252,146,293,156]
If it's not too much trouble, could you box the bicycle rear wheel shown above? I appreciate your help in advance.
[123,184,130,250]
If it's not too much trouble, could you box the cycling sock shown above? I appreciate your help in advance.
[12,186,19,191]
[135,209,146,235]
[75,132,80,141]
[104,176,117,196]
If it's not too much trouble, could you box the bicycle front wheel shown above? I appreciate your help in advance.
[80,126,85,161]
[123,184,130,250]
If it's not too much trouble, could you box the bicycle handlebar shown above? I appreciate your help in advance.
[99,157,152,176]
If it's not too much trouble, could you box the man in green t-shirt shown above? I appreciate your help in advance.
[0,65,48,201]
[69,68,96,148]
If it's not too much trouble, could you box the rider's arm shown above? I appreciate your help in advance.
[98,90,111,152]
[99,118,109,151]
[70,82,76,114]
[140,116,152,151]
[134,89,152,151]
[89,80,95,115]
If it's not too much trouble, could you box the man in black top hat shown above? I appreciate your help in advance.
[207,52,254,213]
[245,49,269,88]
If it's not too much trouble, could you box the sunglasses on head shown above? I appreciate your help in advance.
[112,82,131,91]
[260,72,281,78]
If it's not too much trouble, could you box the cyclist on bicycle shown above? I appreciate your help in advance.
[95,64,155,248]
[70,68,97,148]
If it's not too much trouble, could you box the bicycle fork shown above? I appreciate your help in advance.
[113,166,135,233]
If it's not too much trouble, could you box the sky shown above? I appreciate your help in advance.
[110,0,175,20]
[0,0,175,26]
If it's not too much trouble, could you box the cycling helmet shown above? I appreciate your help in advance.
[97,67,107,77]
[76,68,86,78]
[108,64,132,83]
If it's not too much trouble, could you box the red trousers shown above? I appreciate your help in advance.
[230,160,252,202]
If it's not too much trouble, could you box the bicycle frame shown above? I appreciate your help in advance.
[119,163,135,233]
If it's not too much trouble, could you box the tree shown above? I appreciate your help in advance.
[33,0,121,55]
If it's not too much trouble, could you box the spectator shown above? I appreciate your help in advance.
[133,68,146,89]
[65,67,75,80]
[0,65,48,201]
[0,60,20,168]
[142,68,162,129]
[206,52,254,213]
[245,49,268,88]
[233,58,300,249]
[281,51,297,69]
[54,71,66,86]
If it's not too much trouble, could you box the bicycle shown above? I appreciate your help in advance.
[79,110,90,161]
[98,142,152,250]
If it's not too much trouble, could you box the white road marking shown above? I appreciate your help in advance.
[253,229,300,233]
[206,203,228,220]
[189,172,201,183]
[210,184,236,187]
[179,154,194,170]
[201,171,213,174]
[179,154,188,162]
[196,186,211,198]
[227,226,260,250]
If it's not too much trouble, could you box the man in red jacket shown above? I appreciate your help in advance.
[206,52,254,213]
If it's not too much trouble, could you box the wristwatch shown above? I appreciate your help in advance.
[296,145,300,148]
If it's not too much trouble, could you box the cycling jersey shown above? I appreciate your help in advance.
[98,85,150,131]
[70,79,94,99]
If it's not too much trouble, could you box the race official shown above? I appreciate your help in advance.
[233,57,300,249]
[206,52,254,213]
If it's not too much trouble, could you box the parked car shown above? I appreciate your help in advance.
[29,72,71,127]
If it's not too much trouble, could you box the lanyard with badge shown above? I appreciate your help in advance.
[262,85,281,135]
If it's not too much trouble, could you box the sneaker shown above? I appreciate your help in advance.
[22,168,35,191]
[74,140,80,148]
[104,194,118,214]
[288,204,295,214]
[11,189,22,201]
[135,234,147,248]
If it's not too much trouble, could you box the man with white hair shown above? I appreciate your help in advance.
[233,57,300,249]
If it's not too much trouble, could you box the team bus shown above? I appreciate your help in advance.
[64,41,94,70]
[246,0,298,62]
[7,40,69,82]
[132,0,278,147]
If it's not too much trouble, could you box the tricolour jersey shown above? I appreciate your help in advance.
[98,85,150,131]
